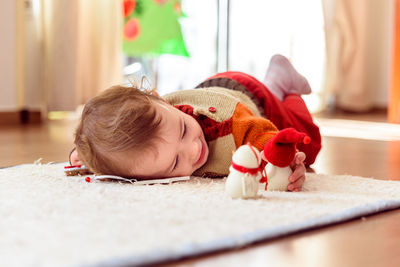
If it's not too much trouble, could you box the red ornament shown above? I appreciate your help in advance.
[154,0,168,5]
[174,2,182,14]
[123,0,137,18]
[124,18,141,41]
[85,177,92,183]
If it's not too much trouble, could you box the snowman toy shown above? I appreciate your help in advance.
[225,144,262,199]
[261,128,311,191]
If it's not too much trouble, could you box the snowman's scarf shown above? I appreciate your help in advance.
[231,162,260,175]
[231,144,268,189]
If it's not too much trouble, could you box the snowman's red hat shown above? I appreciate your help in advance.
[262,128,311,167]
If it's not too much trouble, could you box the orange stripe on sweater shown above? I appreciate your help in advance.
[232,102,278,150]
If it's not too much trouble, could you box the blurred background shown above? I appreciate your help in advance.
[1,0,399,123]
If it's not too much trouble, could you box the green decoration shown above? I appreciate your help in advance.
[123,0,189,57]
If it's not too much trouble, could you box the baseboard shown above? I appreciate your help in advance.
[0,110,42,125]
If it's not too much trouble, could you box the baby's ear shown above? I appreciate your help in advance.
[69,148,83,165]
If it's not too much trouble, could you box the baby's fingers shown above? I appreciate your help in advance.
[288,175,305,192]
[288,163,306,191]
[295,151,306,165]
[289,163,306,183]
[290,152,306,170]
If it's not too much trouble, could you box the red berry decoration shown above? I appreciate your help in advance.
[154,0,168,5]
[123,0,137,17]
[124,18,141,41]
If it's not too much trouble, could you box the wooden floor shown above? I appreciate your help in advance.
[1,113,400,266]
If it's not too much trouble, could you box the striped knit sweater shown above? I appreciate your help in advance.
[164,87,278,177]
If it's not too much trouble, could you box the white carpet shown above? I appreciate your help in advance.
[2,163,400,267]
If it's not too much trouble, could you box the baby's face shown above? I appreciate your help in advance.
[120,102,209,178]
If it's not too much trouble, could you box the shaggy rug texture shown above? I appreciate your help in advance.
[2,163,400,267]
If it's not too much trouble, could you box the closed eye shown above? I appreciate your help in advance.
[174,120,186,171]
[182,122,187,139]
[173,156,179,170]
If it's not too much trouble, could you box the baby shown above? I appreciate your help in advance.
[70,55,321,191]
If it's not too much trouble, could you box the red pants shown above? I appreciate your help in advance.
[208,71,322,166]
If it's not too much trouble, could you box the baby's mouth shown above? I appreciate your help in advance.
[195,139,206,166]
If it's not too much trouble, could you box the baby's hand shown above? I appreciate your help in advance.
[287,152,306,192]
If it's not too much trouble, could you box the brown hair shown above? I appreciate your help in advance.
[74,85,164,177]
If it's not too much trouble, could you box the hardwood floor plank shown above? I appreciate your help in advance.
[0,120,77,166]
[165,210,400,267]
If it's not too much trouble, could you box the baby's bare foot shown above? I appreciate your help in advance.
[263,54,311,100]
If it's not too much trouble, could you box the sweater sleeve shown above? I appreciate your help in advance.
[232,102,278,150]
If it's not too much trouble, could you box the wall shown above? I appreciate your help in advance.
[366,0,393,108]
[0,0,18,111]
[24,0,43,110]
[229,0,326,113]
[0,0,42,114]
